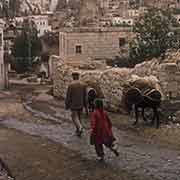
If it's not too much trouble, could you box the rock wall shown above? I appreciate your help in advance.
[80,70,104,97]
[53,64,132,112]
[132,58,160,77]
[131,51,180,98]
[52,56,159,112]
[158,63,180,98]
[52,51,180,112]
[53,59,74,99]
[99,68,131,111]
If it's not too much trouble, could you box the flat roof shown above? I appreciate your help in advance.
[0,19,5,28]
[59,26,132,33]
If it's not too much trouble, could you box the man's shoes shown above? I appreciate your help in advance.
[97,156,104,162]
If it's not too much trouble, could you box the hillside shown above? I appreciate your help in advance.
[0,0,21,18]
[56,0,101,26]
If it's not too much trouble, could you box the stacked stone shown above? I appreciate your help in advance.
[100,68,131,112]
[52,59,162,112]
[80,70,104,97]
[164,49,180,63]
[132,59,159,77]
[158,63,179,98]
[52,49,180,112]
[49,55,62,80]
[53,63,74,99]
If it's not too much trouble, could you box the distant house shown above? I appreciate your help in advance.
[0,20,6,89]
[59,27,133,61]
[15,15,52,37]
[111,16,134,26]
[29,15,52,37]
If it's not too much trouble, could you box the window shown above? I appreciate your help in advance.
[75,45,82,54]
[0,33,2,47]
[119,38,126,47]
[1,64,3,75]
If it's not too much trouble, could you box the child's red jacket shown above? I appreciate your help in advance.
[91,109,114,145]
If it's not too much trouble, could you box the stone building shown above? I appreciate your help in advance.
[29,15,52,37]
[59,27,133,61]
[0,20,5,89]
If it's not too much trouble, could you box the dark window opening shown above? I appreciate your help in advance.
[76,45,82,54]
[119,38,126,47]
[0,33,2,47]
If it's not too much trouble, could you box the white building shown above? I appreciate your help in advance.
[0,20,5,89]
[112,16,134,26]
[128,9,140,17]
[15,17,24,24]
[15,15,52,37]
[29,15,52,37]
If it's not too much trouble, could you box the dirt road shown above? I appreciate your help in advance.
[0,83,180,180]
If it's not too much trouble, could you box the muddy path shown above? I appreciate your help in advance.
[0,128,144,180]
[0,83,180,180]
[1,117,180,180]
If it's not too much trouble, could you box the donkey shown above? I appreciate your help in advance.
[125,88,161,128]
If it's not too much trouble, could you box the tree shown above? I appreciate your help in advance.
[9,0,20,17]
[129,8,179,66]
[12,19,42,73]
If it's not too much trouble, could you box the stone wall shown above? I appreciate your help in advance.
[52,56,159,112]
[52,50,180,112]
[158,63,180,98]
[131,50,180,98]
[53,61,132,112]
[99,68,131,111]
[59,27,133,61]
[0,21,5,89]
[52,56,70,99]
[49,55,62,80]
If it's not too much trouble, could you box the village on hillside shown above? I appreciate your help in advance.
[0,1,180,180]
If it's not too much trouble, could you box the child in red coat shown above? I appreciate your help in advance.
[90,99,119,161]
